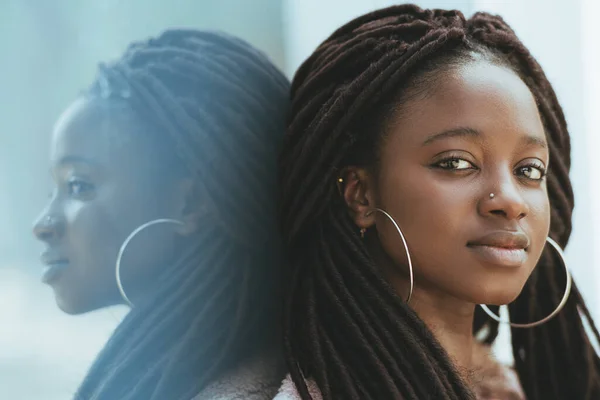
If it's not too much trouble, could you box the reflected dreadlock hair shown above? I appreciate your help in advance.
[279,5,600,400]
[73,29,289,400]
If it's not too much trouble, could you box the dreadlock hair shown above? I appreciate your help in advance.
[279,5,600,400]
[72,29,290,400]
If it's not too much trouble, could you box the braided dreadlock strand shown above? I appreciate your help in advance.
[279,4,600,400]
[73,29,289,400]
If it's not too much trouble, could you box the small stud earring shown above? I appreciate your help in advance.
[337,177,344,195]
[489,193,495,199]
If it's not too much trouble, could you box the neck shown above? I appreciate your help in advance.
[408,286,476,376]
[373,247,477,375]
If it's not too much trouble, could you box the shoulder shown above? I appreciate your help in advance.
[471,342,526,400]
[192,350,285,400]
[274,344,525,400]
[274,374,322,400]
[273,343,525,400]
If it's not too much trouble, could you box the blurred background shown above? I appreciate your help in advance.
[0,0,598,398]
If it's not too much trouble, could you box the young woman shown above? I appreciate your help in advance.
[33,29,289,399]
[275,5,600,400]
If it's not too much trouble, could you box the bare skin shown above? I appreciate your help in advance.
[342,60,549,384]
[33,97,202,314]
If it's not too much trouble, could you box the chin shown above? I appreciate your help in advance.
[55,298,89,315]
[474,285,524,306]
[53,288,105,315]
[460,268,529,306]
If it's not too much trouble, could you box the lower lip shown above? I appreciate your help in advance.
[468,245,527,267]
[42,262,69,284]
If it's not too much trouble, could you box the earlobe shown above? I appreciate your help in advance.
[177,212,203,236]
[173,178,210,237]
[338,167,377,229]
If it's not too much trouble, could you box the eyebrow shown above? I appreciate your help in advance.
[422,127,481,146]
[519,135,548,149]
[50,156,101,177]
[57,155,100,167]
[50,156,99,180]
[422,126,548,149]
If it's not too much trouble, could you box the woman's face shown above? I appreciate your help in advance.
[33,97,189,314]
[361,60,550,306]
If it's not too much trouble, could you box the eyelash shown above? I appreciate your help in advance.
[433,157,547,181]
[66,178,95,197]
[516,161,547,181]
[434,157,476,171]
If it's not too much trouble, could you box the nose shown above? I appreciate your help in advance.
[479,174,529,221]
[33,213,64,242]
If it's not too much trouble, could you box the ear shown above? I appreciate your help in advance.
[338,166,377,230]
[170,178,210,236]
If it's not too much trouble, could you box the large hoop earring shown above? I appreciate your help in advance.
[115,218,184,307]
[366,208,414,303]
[479,236,572,329]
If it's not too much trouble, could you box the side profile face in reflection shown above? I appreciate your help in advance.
[33,97,194,314]
[31,29,290,400]
[344,59,551,306]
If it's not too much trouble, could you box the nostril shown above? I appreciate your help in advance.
[34,215,60,240]
[34,225,52,240]
[489,209,505,217]
[40,230,54,240]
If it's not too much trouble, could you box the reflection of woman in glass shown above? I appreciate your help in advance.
[33,29,289,399]
[276,5,600,400]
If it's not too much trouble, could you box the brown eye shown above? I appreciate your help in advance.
[436,158,474,170]
[516,163,546,181]
[67,178,94,197]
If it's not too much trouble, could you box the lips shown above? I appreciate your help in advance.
[40,251,70,284]
[41,251,69,266]
[467,231,530,267]
[467,231,530,250]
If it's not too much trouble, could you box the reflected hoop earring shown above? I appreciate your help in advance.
[480,236,572,328]
[115,218,184,307]
[365,208,414,303]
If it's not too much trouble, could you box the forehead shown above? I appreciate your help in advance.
[50,97,142,164]
[387,61,545,146]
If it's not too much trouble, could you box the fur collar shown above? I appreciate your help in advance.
[471,342,525,400]
[192,349,285,400]
[274,343,525,399]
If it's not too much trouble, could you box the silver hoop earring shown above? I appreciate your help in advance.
[115,218,184,307]
[479,236,572,328]
[366,208,414,303]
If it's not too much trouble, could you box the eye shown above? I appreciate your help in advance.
[435,157,476,171]
[516,162,547,181]
[67,178,95,197]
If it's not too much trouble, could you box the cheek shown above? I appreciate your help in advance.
[531,190,551,233]
[525,190,551,265]
[70,184,182,282]
[379,171,473,241]
[526,188,551,232]
[64,200,122,272]
[377,170,474,268]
